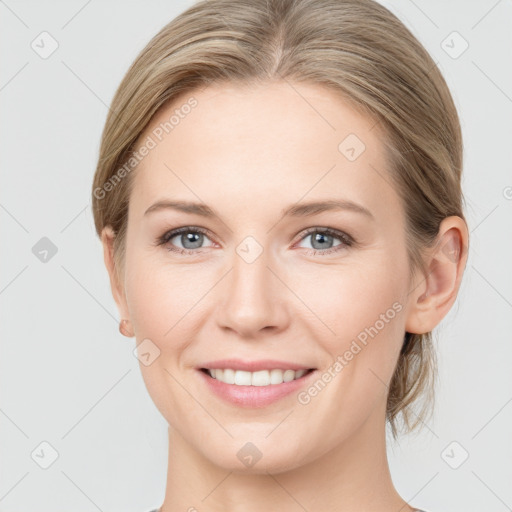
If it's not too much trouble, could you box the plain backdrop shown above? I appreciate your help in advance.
[1,1,511,511]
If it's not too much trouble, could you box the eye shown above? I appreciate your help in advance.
[295,227,354,255]
[156,226,215,254]
[156,226,355,256]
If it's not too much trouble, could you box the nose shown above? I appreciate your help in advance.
[216,244,290,338]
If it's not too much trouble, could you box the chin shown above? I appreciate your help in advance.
[198,436,308,475]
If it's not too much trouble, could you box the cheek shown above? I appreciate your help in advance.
[294,257,407,410]
[293,263,406,432]
[123,253,205,418]
[125,270,168,339]
[293,259,405,344]
[124,248,202,340]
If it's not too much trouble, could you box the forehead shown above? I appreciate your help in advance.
[129,81,401,225]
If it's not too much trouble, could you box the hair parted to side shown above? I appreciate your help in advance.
[91,0,467,438]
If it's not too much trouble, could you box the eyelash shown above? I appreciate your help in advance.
[155,226,355,256]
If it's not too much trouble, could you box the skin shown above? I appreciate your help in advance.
[101,81,468,512]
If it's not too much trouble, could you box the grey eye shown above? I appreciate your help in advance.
[298,231,344,251]
[169,230,214,250]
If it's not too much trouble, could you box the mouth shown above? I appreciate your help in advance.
[199,367,315,386]
[197,364,317,408]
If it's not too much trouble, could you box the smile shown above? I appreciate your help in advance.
[197,364,317,408]
[202,368,312,386]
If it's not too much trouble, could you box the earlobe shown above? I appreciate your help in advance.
[405,216,469,335]
[119,318,134,338]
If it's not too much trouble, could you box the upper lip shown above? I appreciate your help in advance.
[198,359,315,372]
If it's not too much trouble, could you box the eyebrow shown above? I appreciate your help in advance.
[144,198,374,220]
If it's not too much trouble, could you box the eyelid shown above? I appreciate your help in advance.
[156,225,216,248]
[156,225,355,255]
[293,226,354,247]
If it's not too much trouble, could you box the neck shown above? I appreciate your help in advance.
[159,401,414,512]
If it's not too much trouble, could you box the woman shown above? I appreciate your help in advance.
[91,0,469,510]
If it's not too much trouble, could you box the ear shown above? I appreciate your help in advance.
[101,226,131,321]
[405,216,469,335]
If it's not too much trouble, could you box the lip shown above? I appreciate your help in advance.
[197,358,313,372]
[197,365,317,408]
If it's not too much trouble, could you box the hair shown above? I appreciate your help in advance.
[91,0,467,438]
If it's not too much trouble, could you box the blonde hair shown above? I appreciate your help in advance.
[91,0,467,438]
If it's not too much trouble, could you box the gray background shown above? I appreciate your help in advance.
[1,1,511,511]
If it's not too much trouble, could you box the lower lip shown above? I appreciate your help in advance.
[197,369,316,408]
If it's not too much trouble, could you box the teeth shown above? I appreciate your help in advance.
[206,368,309,386]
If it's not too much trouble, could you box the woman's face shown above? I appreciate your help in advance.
[113,81,419,472]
